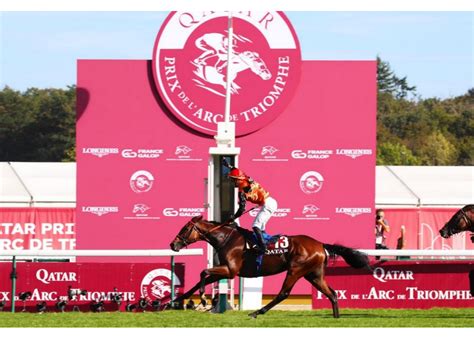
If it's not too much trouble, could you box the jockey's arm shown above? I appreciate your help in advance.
[233,192,246,219]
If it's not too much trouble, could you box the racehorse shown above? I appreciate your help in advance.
[193,50,271,96]
[439,204,474,242]
[170,215,371,318]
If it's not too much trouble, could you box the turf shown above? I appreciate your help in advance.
[0,308,473,327]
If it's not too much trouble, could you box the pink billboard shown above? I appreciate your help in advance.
[76,11,376,295]
[312,260,474,309]
[0,262,184,312]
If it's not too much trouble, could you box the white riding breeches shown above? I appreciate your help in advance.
[252,197,277,231]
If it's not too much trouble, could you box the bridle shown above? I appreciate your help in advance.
[176,220,233,248]
[459,208,474,232]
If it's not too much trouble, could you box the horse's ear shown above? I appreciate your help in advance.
[192,215,203,222]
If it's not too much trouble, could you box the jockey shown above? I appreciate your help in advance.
[226,165,277,255]
[193,33,236,72]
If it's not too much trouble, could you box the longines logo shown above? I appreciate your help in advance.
[153,11,301,136]
[82,148,119,158]
[336,149,373,159]
[335,207,372,217]
[82,206,119,216]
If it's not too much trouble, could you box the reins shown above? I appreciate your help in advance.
[180,207,258,249]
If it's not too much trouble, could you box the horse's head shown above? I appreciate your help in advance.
[240,51,272,80]
[439,205,474,238]
[170,215,205,252]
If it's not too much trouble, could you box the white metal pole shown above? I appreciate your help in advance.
[224,12,233,124]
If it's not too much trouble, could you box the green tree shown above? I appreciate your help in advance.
[377,56,417,99]
[377,142,421,165]
[417,130,459,165]
[0,86,76,161]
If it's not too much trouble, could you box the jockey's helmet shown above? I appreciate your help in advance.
[228,168,246,180]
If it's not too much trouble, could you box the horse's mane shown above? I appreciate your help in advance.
[206,220,249,234]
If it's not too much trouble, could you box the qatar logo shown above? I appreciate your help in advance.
[140,269,181,301]
[153,11,302,136]
[130,170,154,193]
[299,171,324,194]
[373,267,414,283]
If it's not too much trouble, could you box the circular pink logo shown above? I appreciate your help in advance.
[140,268,181,302]
[153,11,302,136]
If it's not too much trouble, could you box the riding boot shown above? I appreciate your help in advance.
[253,227,267,255]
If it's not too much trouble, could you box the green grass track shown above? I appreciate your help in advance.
[0,308,473,327]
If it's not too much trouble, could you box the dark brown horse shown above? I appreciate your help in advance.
[169,215,371,318]
[439,204,474,242]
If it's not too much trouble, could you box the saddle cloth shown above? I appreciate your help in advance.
[241,229,290,256]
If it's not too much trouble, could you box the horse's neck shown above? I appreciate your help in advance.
[199,222,236,249]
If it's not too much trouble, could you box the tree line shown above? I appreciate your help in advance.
[0,58,472,165]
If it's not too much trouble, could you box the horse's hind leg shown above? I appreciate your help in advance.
[248,271,302,318]
[305,273,339,318]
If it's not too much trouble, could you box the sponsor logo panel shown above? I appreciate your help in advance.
[336,149,373,159]
[81,206,119,216]
[130,170,155,193]
[335,207,372,217]
[163,207,205,217]
[293,204,330,221]
[299,171,324,194]
[166,145,202,162]
[123,204,161,220]
[252,145,288,162]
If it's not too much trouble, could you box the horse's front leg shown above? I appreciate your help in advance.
[198,266,231,306]
[172,274,220,307]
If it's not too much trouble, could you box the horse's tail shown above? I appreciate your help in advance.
[323,243,372,271]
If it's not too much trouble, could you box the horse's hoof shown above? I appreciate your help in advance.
[248,311,258,319]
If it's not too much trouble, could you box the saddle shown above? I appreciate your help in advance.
[233,225,287,255]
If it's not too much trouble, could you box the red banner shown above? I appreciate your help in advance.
[0,262,184,312]
[0,208,75,250]
[312,260,474,309]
